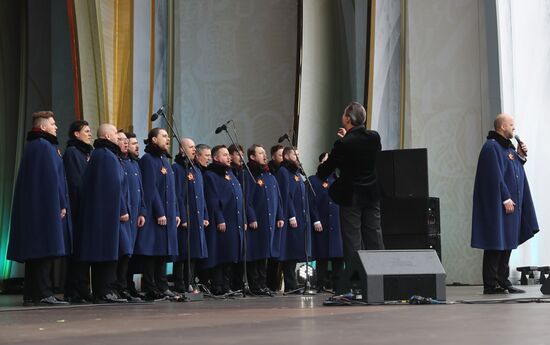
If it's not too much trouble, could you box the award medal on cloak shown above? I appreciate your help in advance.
[257,179,265,187]
[225,174,232,181]
[187,172,195,181]
[294,175,300,182]
[160,166,168,175]
[508,152,515,161]
[322,181,329,189]
[57,149,62,157]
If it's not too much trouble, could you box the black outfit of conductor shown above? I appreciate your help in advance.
[317,125,384,266]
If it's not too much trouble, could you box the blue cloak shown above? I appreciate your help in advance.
[244,162,284,261]
[173,155,208,261]
[63,139,92,227]
[134,147,179,257]
[77,140,132,262]
[8,132,72,262]
[276,162,315,262]
[121,156,146,250]
[471,133,539,250]
[202,163,244,268]
[308,175,344,259]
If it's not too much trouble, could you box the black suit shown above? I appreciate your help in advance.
[317,126,384,265]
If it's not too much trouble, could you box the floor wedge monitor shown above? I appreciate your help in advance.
[337,250,446,304]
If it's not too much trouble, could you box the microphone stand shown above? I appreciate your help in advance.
[153,109,203,301]
[279,136,316,296]
[216,121,255,298]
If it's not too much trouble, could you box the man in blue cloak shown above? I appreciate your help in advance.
[203,145,244,295]
[63,120,93,303]
[173,138,209,293]
[471,113,539,294]
[244,144,284,296]
[8,111,70,305]
[77,124,130,303]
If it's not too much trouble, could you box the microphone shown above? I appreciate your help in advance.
[277,133,290,143]
[151,105,165,121]
[214,120,232,134]
[515,135,527,157]
[215,124,227,134]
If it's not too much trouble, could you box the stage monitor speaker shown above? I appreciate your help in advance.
[376,148,429,198]
[337,250,446,304]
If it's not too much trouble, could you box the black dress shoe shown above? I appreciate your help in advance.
[64,296,89,304]
[483,286,508,294]
[94,293,128,304]
[38,296,70,305]
[506,286,526,294]
[118,289,143,302]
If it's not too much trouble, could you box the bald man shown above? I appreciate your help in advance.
[471,113,539,294]
[77,124,129,303]
[172,138,209,292]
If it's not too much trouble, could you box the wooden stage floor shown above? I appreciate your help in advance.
[1,285,549,345]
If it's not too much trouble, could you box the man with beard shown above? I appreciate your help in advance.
[172,138,209,292]
[277,147,320,292]
[309,152,344,292]
[77,124,129,303]
[203,145,244,295]
[135,128,181,300]
[244,144,284,296]
[471,113,539,294]
[266,143,285,291]
[124,132,146,297]
[63,120,94,303]
[8,111,70,305]
[268,144,284,174]
[195,144,212,172]
[228,144,245,184]
[114,131,146,302]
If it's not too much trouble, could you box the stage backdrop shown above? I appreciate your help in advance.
[497,0,550,273]
[172,0,298,152]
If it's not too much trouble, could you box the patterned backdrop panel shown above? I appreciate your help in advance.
[172,0,298,150]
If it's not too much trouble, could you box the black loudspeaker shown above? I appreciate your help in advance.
[381,197,441,259]
[337,250,446,304]
[376,148,429,198]
[541,279,550,294]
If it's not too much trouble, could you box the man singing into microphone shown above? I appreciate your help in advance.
[471,113,539,294]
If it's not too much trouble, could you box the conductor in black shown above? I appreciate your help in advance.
[316,102,384,266]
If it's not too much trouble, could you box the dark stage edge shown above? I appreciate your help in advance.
[1,286,549,345]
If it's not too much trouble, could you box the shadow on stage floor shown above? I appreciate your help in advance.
[1,285,549,345]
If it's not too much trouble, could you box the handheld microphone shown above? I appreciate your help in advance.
[515,135,527,157]
[277,133,290,143]
[151,105,165,121]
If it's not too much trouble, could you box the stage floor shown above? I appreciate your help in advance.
[1,285,549,345]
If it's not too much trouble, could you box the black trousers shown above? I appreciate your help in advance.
[114,255,130,292]
[64,256,91,298]
[173,259,197,292]
[24,258,54,302]
[211,263,233,294]
[90,261,117,298]
[247,259,267,291]
[316,258,344,290]
[266,258,281,291]
[281,260,298,291]
[141,256,169,293]
[126,255,142,295]
[339,201,384,266]
[483,249,513,289]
